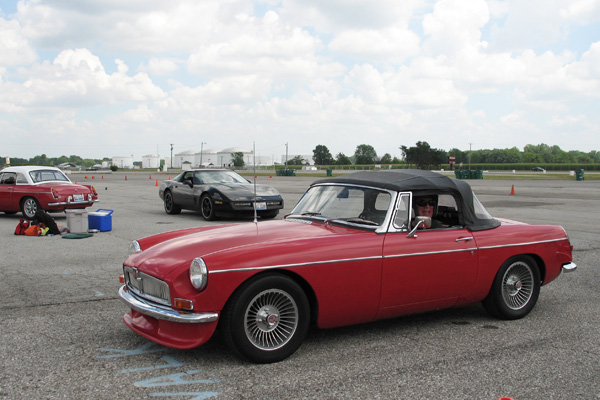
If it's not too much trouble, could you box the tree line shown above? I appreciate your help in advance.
[306,142,599,170]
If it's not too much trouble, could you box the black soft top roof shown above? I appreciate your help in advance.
[313,169,500,231]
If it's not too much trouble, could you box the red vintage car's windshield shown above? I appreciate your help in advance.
[29,169,70,183]
[290,185,392,227]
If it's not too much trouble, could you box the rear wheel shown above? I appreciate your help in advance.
[222,274,310,363]
[163,191,181,214]
[21,197,40,219]
[200,194,216,221]
[483,255,541,320]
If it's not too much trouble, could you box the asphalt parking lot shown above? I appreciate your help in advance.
[1,171,598,400]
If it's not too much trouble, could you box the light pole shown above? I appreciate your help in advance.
[170,143,173,170]
[200,142,206,167]
[285,142,289,171]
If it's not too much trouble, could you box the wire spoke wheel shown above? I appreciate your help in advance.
[483,255,540,320]
[501,261,534,310]
[244,289,299,351]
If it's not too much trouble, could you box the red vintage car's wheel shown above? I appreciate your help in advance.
[222,274,310,363]
[21,197,40,219]
[163,190,181,215]
[483,255,541,320]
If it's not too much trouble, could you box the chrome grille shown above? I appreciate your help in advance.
[123,266,171,306]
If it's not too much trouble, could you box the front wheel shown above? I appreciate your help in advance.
[483,255,541,320]
[200,194,216,221]
[21,197,40,219]
[163,191,181,215]
[222,274,310,363]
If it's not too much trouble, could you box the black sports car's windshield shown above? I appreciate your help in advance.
[194,170,248,184]
[290,185,392,227]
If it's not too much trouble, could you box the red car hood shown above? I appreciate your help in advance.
[126,220,373,280]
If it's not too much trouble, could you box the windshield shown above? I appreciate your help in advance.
[290,185,392,227]
[472,193,494,220]
[194,170,248,184]
[29,169,70,183]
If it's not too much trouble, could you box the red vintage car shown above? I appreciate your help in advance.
[0,166,99,219]
[119,170,576,363]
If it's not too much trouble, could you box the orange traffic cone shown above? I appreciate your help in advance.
[510,185,515,195]
[149,175,152,179]
[155,179,159,186]
[125,176,127,181]
[101,175,104,179]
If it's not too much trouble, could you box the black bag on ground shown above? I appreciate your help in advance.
[33,210,61,235]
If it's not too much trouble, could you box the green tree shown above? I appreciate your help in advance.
[288,155,307,165]
[231,152,245,167]
[335,153,352,165]
[354,144,378,164]
[400,141,446,170]
[312,145,335,165]
[379,153,392,164]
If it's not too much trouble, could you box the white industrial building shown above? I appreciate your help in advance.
[112,155,134,169]
[142,154,160,169]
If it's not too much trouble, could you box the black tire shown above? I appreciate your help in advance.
[163,191,181,215]
[21,197,40,219]
[200,194,216,221]
[259,210,279,219]
[221,274,310,363]
[483,255,541,320]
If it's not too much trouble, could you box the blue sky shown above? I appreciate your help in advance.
[1,0,599,161]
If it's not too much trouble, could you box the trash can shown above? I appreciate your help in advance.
[576,169,584,181]
[326,169,333,177]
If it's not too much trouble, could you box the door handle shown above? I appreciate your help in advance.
[456,237,474,242]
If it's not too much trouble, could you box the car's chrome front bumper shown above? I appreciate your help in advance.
[562,262,577,272]
[118,286,218,324]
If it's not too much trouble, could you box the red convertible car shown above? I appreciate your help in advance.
[119,170,576,363]
[0,166,99,219]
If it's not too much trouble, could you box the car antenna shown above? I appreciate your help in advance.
[253,141,258,223]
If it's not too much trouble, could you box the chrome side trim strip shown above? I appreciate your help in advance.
[119,286,218,324]
[477,237,569,250]
[47,199,99,206]
[384,247,478,259]
[209,256,382,274]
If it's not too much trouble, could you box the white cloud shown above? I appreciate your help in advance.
[0,17,37,67]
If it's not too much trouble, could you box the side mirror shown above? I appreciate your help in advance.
[406,216,431,238]
[184,177,193,187]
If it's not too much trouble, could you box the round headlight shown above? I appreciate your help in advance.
[190,257,208,291]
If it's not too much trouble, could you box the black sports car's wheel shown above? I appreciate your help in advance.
[222,274,310,364]
[163,191,181,215]
[483,255,541,320]
[200,194,216,221]
[259,210,279,219]
[21,197,40,219]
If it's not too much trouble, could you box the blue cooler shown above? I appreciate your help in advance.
[88,209,114,232]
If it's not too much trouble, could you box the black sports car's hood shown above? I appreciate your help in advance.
[214,183,281,199]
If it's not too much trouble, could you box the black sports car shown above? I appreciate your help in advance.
[158,169,284,220]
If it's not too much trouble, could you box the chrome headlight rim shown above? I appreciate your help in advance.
[190,257,208,291]
[129,240,142,254]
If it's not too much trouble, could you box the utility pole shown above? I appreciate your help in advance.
[285,142,289,171]
[170,143,174,170]
[468,142,473,170]
[200,142,206,167]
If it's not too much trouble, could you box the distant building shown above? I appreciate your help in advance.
[112,155,134,169]
[142,154,160,169]
[281,154,314,166]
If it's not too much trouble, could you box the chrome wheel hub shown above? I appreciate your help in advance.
[244,289,298,351]
[502,262,534,310]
